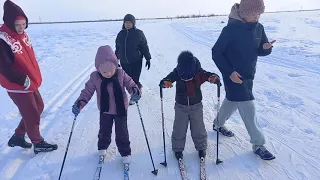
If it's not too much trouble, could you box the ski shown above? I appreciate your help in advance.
[178,158,189,180]
[124,163,130,180]
[200,157,206,180]
[93,155,105,180]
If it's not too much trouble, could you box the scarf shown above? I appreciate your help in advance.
[185,73,203,96]
[99,72,126,116]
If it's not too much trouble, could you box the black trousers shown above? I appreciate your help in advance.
[98,113,131,157]
[121,60,143,88]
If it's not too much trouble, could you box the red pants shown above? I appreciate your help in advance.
[8,90,44,144]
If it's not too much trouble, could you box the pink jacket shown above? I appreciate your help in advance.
[75,45,139,115]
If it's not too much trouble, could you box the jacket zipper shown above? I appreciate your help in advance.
[124,29,129,63]
[187,97,190,106]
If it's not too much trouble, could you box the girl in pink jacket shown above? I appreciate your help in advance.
[72,45,141,164]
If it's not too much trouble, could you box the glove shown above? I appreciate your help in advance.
[160,80,173,88]
[131,88,141,102]
[145,59,150,70]
[208,75,220,84]
[72,101,82,116]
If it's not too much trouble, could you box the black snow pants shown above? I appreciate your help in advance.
[120,60,143,88]
[98,112,131,157]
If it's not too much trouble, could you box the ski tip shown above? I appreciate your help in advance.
[160,162,167,167]
[152,169,158,175]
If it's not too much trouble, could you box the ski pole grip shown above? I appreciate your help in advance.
[160,86,163,98]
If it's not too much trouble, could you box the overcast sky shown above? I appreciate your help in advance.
[0,0,319,22]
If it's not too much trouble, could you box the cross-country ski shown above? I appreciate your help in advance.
[124,163,130,180]
[200,157,206,180]
[177,158,189,180]
[93,155,105,180]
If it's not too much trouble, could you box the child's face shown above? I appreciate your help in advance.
[243,14,260,23]
[100,70,115,78]
[14,19,26,35]
[99,62,116,78]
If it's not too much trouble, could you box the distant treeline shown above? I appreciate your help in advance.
[12,8,320,25]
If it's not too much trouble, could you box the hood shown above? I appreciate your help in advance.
[3,0,28,33]
[95,45,119,73]
[228,4,245,22]
[122,14,136,30]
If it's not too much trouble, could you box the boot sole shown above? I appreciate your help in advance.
[254,152,276,160]
[262,156,276,160]
[8,143,32,149]
[34,147,58,154]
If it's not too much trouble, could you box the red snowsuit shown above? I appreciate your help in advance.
[0,0,44,143]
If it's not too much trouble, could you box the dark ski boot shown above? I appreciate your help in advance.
[213,125,234,137]
[8,135,32,149]
[253,145,275,160]
[199,150,206,158]
[175,152,183,160]
[34,140,58,154]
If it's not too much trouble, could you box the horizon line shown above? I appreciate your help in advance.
[2,8,320,25]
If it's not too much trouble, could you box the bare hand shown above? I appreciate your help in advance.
[230,71,242,84]
[263,40,276,49]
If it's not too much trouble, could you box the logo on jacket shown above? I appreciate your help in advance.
[22,34,32,48]
[0,32,32,54]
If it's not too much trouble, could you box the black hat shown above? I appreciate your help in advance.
[176,51,197,80]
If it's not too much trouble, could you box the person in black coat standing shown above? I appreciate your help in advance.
[115,14,151,103]
[211,0,276,160]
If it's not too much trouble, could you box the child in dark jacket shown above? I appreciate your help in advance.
[72,45,141,164]
[211,0,275,160]
[159,51,220,160]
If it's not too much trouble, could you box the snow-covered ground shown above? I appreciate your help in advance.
[0,10,320,180]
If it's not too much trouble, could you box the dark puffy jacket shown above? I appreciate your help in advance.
[212,4,272,101]
[115,14,151,64]
[161,59,216,106]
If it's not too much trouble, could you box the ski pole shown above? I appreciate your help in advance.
[136,102,158,175]
[58,116,77,180]
[160,87,167,167]
[216,80,223,165]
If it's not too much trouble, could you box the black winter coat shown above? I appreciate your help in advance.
[115,27,151,64]
[212,4,272,101]
[161,59,216,106]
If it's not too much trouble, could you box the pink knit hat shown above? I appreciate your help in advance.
[239,0,265,17]
[95,45,119,73]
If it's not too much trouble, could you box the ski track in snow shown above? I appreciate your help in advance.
[0,11,320,180]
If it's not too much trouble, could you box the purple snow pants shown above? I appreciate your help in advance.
[98,112,131,156]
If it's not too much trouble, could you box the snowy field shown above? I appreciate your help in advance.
[0,10,320,180]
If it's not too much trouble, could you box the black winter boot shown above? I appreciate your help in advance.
[175,152,183,160]
[198,150,206,158]
[8,135,32,149]
[213,125,234,137]
[34,140,58,154]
